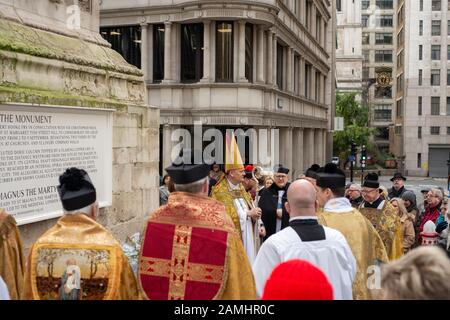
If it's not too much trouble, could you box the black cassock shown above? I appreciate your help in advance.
[258,183,291,242]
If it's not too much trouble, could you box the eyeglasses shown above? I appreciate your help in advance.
[362,189,377,194]
[274,175,287,179]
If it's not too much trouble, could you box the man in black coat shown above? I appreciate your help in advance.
[258,165,291,241]
[388,172,408,199]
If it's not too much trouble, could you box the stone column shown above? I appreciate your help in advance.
[162,124,173,170]
[314,129,321,165]
[321,19,326,48]
[301,0,306,25]
[140,23,149,83]
[304,128,315,168]
[300,57,305,97]
[238,20,247,82]
[201,20,211,82]
[273,33,278,87]
[312,4,317,37]
[267,30,274,85]
[286,47,293,93]
[322,129,327,163]
[280,127,293,179]
[311,66,316,101]
[292,128,304,177]
[163,21,172,82]
[257,25,265,83]
[148,25,154,83]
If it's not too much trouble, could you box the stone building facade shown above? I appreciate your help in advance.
[100,0,336,179]
[336,0,363,94]
[0,0,159,250]
[392,0,450,177]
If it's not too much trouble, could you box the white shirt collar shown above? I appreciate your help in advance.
[323,197,353,213]
[289,216,318,222]
[227,178,240,190]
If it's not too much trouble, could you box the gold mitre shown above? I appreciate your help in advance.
[225,131,245,173]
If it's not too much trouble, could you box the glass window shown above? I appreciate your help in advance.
[375,33,393,44]
[377,15,393,27]
[431,97,440,115]
[396,99,403,117]
[181,23,204,83]
[431,45,441,60]
[419,45,423,60]
[447,70,450,85]
[430,126,440,135]
[277,43,284,90]
[153,24,165,82]
[419,69,423,86]
[101,25,142,69]
[417,153,422,168]
[361,0,370,10]
[376,0,394,9]
[418,96,423,115]
[448,20,450,35]
[431,69,441,86]
[432,0,441,11]
[447,127,450,135]
[420,0,423,11]
[420,20,423,36]
[362,33,370,45]
[432,20,441,36]
[447,45,450,60]
[418,126,422,139]
[216,22,234,82]
[362,15,369,28]
[447,97,450,115]
[374,105,392,121]
[375,50,393,62]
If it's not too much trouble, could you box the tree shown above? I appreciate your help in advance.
[39,248,60,278]
[333,93,375,162]
[82,250,110,279]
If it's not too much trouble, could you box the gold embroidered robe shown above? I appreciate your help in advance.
[22,214,140,300]
[359,201,403,261]
[0,209,26,300]
[211,177,255,235]
[138,192,256,300]
[318,209,389,300]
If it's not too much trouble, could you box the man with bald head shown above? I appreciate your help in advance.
[252,180,357,300]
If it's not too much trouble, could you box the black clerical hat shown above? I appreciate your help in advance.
[57,168,96,211]
[305,164,320,179]
[363,172,380,189]
[390,172,407,182]
[316,163,346,189]
[165,150,210,184]
[274,164,289,174]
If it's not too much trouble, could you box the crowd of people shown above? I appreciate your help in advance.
[1,141,450,300]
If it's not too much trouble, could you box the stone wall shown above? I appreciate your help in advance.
[0,1,159,252]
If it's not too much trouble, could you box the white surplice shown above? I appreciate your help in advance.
[252,217,357,300]
[228,180,258,264]
[0,276,10,300]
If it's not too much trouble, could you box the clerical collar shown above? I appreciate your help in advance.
[226,178,240,190]
[323,197,353,213]
[363,197,384,209]
[289,216,318,222]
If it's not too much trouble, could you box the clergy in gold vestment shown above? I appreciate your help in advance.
[359,173,403,261]
[315,164,389,300]
[0,209,25,300]
[22,168,139,300]
[211,132,261,264]
[138,152,256,300]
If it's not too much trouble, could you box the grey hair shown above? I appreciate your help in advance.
[174,177,208,194]
[430,188,444,201]
[379,246,450,300]
[349,183,361,191]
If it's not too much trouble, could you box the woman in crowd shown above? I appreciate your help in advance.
[159,174,172,205]
[390,198,415,253]
[419,189,447,245]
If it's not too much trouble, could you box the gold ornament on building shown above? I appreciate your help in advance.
[376,72,392,87]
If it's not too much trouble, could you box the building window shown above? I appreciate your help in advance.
[447,97,450,115]
[447,70,450,85]
[337,0,342,11]
[395,125,402,135]
[431,97,440,115]
[378,15,393,27]
[181,24,204,83]
[431,69,441,86]
[432,45,441,60]
[362,0,370,10]
[448,20,450,35]
[432,20,441,36]
[100,25,142,69]
[374,105,392,121]
[430,126,440,135]
[153,24,165,82]
[417,153,422,168]
[362,15,369,28]
[432,0,441,11]
[447,45,450,60]
[277,43,284,90]
[362,33,370,45]
[418,127,422,139]
[245,23,253,83]
[419,45,423,60]
[216,22,234,82]
[419,20,423,36]
[376,0,393,9]
[447,127,450,135]
[375,86,392,99]
[396,99,403,118]
[375,33,393,44]
[397,74,404,93]
[375,50,393,62]
[419,69,423,85]
[418,96,423,115]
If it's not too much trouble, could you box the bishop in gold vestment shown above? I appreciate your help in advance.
[359,173,403,261]
[315,164,389,300]
[22,168,139,300]
[0,209,25,300]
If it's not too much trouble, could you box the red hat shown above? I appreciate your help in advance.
[244,165,254,172]
[262,259,334,300]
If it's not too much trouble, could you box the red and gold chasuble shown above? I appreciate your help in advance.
[139,192,252,300]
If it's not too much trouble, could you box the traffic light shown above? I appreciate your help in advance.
[361,145,367,166]
[351,142,357,157]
